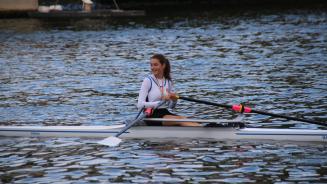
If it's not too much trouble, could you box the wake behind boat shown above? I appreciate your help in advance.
[0,118,326,142]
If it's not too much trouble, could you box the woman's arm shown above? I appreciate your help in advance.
[167,80,177,109]
[137,78,160,109]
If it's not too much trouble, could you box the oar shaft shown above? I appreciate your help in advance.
[179,96,326,127]
[179,96,232,109]
[115,101,166,137]
[250,109,324,126]
[116,113,146,137]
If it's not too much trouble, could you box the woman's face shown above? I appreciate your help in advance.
[150,58,165,77]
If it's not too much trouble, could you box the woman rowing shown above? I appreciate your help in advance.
[137,54,200,126]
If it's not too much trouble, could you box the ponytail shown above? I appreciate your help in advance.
[150,54,171,80]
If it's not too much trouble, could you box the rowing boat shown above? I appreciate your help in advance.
[0,122,326,142]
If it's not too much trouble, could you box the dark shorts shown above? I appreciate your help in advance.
[144,108,176,126]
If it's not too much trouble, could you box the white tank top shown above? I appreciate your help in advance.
[137,74,177,109]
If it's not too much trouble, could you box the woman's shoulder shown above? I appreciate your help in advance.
[142,74,154,81]
[166,77,173,84]
[141,75,153,83]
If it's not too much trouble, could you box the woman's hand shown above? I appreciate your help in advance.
[168,92,178,101]
[162,94,170,101]
[161,92,178,101]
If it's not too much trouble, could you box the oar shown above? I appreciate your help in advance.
[98,101,165,147]
[178,96,326,127]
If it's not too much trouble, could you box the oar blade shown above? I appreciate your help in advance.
[98,136,122,147]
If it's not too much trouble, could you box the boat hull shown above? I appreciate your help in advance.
[0,125,326,142]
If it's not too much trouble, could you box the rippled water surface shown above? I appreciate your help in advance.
[0,9,327,183]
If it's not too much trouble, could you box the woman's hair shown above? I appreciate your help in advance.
[151,54,171,80]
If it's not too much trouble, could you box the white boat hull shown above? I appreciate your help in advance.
[0,125,326,142]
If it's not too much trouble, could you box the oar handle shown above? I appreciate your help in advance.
[178,96,326,127]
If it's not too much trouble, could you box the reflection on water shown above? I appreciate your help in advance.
[0,9,327,183]
[0,137,326,183]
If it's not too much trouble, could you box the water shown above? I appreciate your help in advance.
[0,9,327,183]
